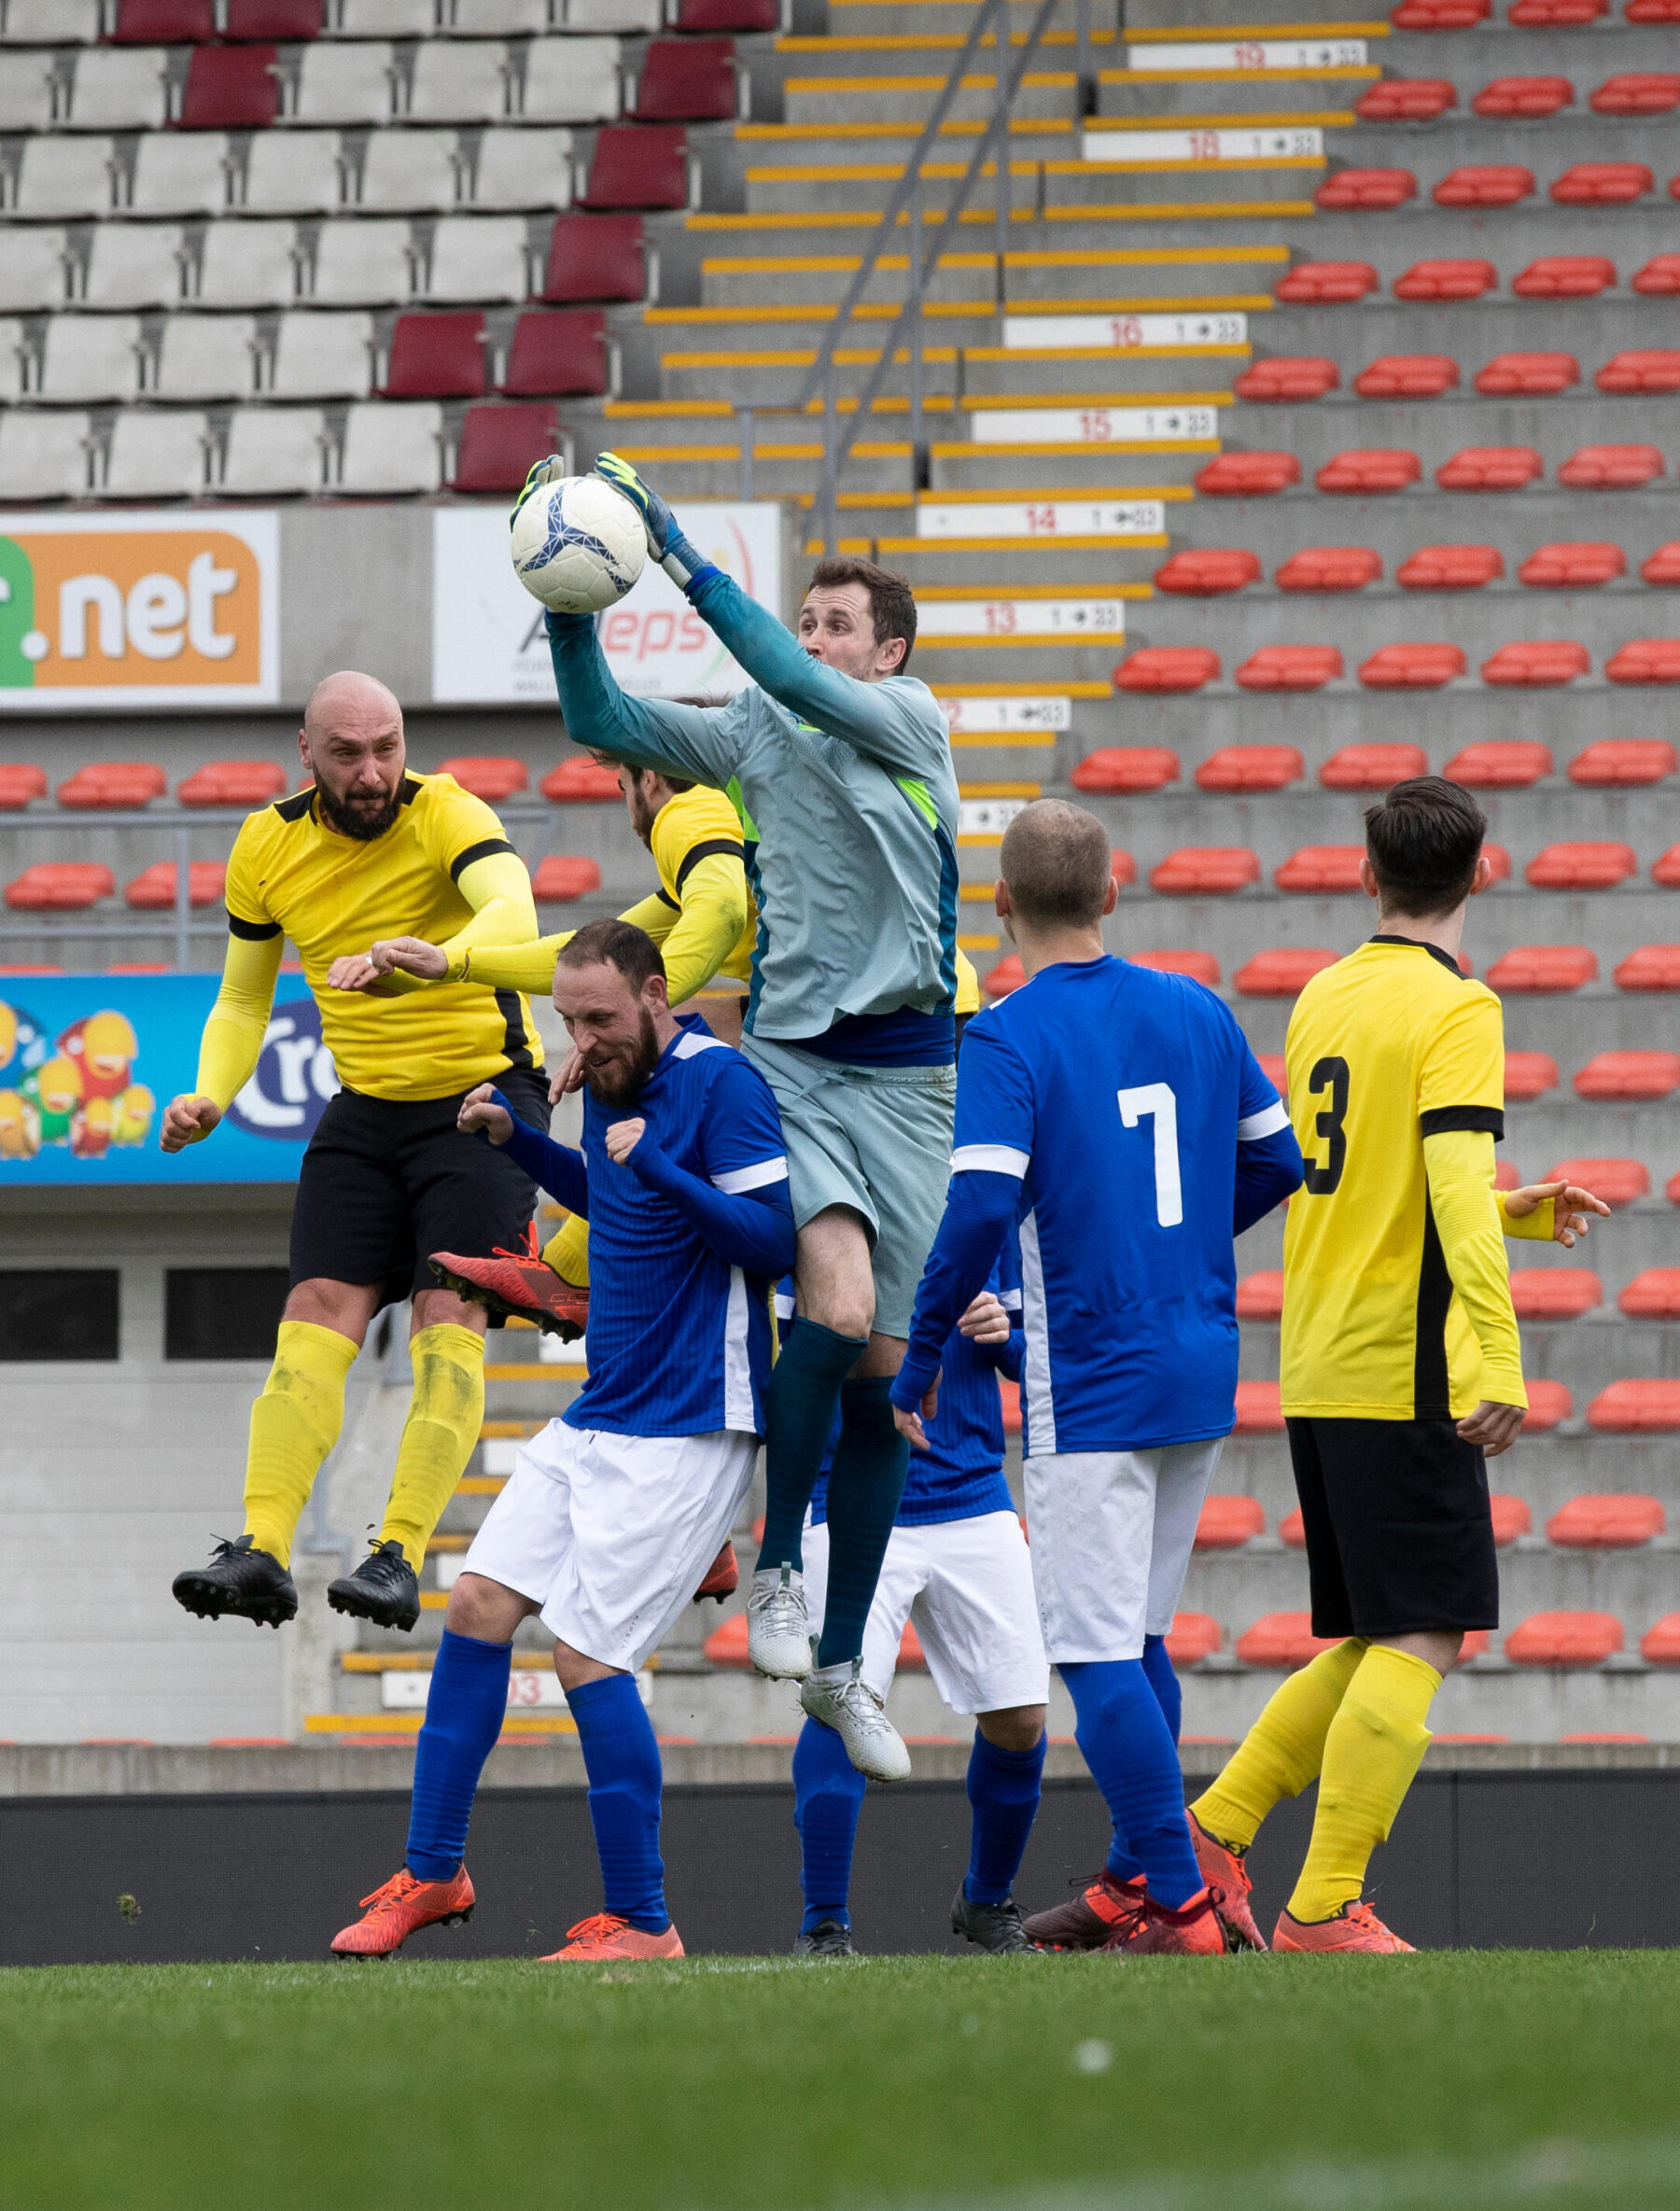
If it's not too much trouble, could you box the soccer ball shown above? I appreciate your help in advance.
[510,473,648,615]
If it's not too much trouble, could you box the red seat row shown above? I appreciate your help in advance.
[1203,1610,1680,1676]
[1236,350,1680,402]
[1356,71,1680,120]
[1197,1488,1672,1551]
[382,311,610,403]
[1276,254,1680,305]
[1195,446,1674,498]
[1156,542,1680,595]
[110,0,772,35]
[1071,742,1680,796]
[1390,0,1680,31]
[0,756,630,810]
[1317,161,1673,211]
[1112,640,1680,693]
[2,849,608,914]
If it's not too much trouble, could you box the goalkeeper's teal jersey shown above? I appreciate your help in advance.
[546,575,959,1052]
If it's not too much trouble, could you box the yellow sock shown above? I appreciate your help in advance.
[540,1210,589,1287]
[1287,1644,1441,1924]
[379,1322,485,1562]
[244,1321,360,1569]
[1191,1637,1369,1854]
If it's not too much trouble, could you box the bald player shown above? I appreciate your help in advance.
[164,671,548,1634]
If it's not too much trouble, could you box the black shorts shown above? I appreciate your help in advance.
[289,1069,550,1308]
[1287,1415,1500,1640]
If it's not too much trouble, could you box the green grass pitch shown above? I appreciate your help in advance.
[7,1952,1680,2211]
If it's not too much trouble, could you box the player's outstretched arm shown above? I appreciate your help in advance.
[636,852,749,1010]
[606,1113,794,1277]
[161,924,281,1151]
[1422,1127,1528,1452]
[462,1083,589,1217]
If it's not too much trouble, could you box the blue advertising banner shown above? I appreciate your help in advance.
[0,975,330,1185]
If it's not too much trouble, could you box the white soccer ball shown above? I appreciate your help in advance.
[509,473,648,615]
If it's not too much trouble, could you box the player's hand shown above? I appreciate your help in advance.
[958,1291,1011,1345]
[160,1094,220,1153]
[326,952,402,995]
[549,1047,587,1104]
[458,1085,512,1145]
[605,1116,646,1165]
[891,1373,940,1452]
[369,936,449,984]
[1504,1177,1611,1249]
[511,452,566,531]
[595,451,706,591]
[1457,1399,1526,1458]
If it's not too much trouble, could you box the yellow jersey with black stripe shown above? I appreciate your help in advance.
[1281,935,1507,1420]
[224,773,543,1102]
[648,783,756,987]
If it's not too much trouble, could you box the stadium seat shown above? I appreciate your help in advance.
[1445,740,1549,786]
[1354,355,1459,399]
[1234,357,1338,402]
[1152,550,1259,596]
[1360,644,1467,690]
[1436,447,1544,491]
[1391,0,1490,23]
[1489,1495,1532,1547]
[1633,255,1680,296]
[503,309,609,398]
[5,864,116,911]
[452,402,563,493]
[179,43,281,130]
[578,126,692,213]
[532,855,603,903]
[1607,640,1680,684]
[1502,1052,1561,1101]
[1508,0,1603,17]
[381,313,486,399]
[1236,1271,1284,1320]
[1598,351,1680,395]
[1149,848,1260,895]
[1521,1379,1573,1431]
[1394,259,1496,301]
[1275,547,1381,593]
[1513,255,1616,299]
[1519,544,1624,590]
[1258,1053,1286,1096]
[1643,543,1680,584]
[1627,0,1680,19]
[1619,1268,1680,1316]
[1164,1613,1222,1667]
[1494,1159,1522,1192]
[1278,1509,1305,1548]
[1110,849,1136,889]
[1316,449,1421,495]
[1194,452,1299,497]
[703,1614,749,1665]
[1642,1617,1680,1664]
[437,756,528,802]
[1575,1051,1680,1099]
[1509,1265,1596,1315]
[1592,72,1680,113]
[1234,1381,1282,1433]
[112,0,213,31]
[1570,738,1673,784]
[1655,847,1680,886]
[1482,640,1590,687]
[1483,845,1512,884]
[1551,163,1653,205]
[176,761,287,806]
[1196,746,1302,793]
[631,39,737,121]
[1559,444,1664,489]
[1526,841,1635,889]
[123,861,227,910]
[672,0,777,23]
[1590,1380,1680,1432]
[0,766,47,810]
[539,215,647,304]
[543,757,623,802]
[1355,78,1457,121]
[1195,1495,1265,1550]
[220,406,327,494]
[1275,846,1364,892]
[1113,648,1219,694]
[1236,1614,1337,1669]
[1397,544,1504,590]
[999,1380,1020,1437]
[981,956,1024,999]
[1435,164,1534,207]
[1484,945,1597,991]
[1236,646,1341,692]
[1615,945,1680,990]
[339,402,442,496]
[1071,747,1179,794]
[1473,77,1573,117]
[57,762,166,809]
[1476,354,1579,398]
[1129,949,1221,986]
[1235,948,1338,998]
[1316,167,1418,210]
[1273,261,1378,305]
[1547,1156,1648,1207]
[227,0,323,30]
[1505,1613,1623,1667]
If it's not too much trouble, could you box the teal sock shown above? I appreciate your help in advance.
[755,1318,864,1576]
[815,1376,909,1670]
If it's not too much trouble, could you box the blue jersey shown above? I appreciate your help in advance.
[897,957,1293,1456]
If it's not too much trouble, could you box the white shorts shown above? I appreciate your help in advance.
[463,1419,758,1673]
[1023,1439,1224,1665]
[803,1509,1050,1716]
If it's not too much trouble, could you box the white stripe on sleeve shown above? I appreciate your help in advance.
[951,1143,1030,1178]
[712,1156,790,1194]
[1237,1099,1291,1142]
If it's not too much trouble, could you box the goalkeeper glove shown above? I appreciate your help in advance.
[510,452,564,534]
[594,451,711,594]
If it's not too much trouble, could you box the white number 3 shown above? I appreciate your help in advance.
[1117,1082,1183,1227]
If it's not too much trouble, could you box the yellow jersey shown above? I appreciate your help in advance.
[224,773,544,1102]
[646,783,757,989]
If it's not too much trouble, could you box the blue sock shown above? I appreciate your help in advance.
[792,1714,867,1933]
[963,1729,1045,1906]
[756,1318,865,1576]
[1060,1658,1201,1910]
[1104,1636,1183,1884]
[404,1628,511,1882]
[567,1673,668,1933]
[815,1377,909,1670]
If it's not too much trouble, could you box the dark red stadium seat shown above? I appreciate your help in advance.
[1435,163,1534,206]
[671,0,777,25]
[451,403,564,495]
[1195,1495,1265,1550]
[1519,542,1624,588]
[1235,646,1341,693]
[1607,639,1680,684]
[1570,738,1674,785]
[1445,739,1549,786]
[1473,76,1573,116]
[1589,1381,1680,1432]
[1236,1271,1284,1320]
[1642,542,1680,584]
[1482,639,1590,687]
[1355,78,1456,120]
[503,309,609,398]
[579,126,691,213]
[1394,259,1495,301]
[1642,1616,1680,1664]
[1527,840,1636,888]
[226,1,323,35]
[1505,1613,1622,1667]
[1620,1269,1680,1316]
[1152,549,1259,595]
[1273,261,1379,305]
[1235,948,1337,997]
[1503,1051,1560,1101]
[178,42,279,130]
[382,313,487,400]
[438,756,528,802]
[1476,352,1579,397]
[1509,1264,1593,1313]
[1521,1380,1573,1432]
[1485,945,1597,992]
[0,765,47,810]
[1552,162,1654,204]
[632,39,736,121]
[1616,945,1680,990]
[1391,0,1490,21]
[1592,71,1680,113]
[981,955,1023,999]
[1194,452,1298,497]
[1316,448,1421,494]
[1559,443,1664,488]
[113,0,213,36]
[177,760,287,806]
[1234,1381,1283,1434]
[1575,1051,1680,1100]
[1513,255,1616,298]
[123,861,226,910]
[1165,1613,1222,1666]
[1233,357,1338,402]
[1597,350,1680,395]
[1359,644,1467,690]
[1196,746,1302,793]
[1547,1156,1648,1207]
[1130,949,1221,985]
[1396,544,1505,590]
[542,757,623,801]
[1275,846,1365,892]
[1275,546,1381,593]
[1235,1612,1337,1668]
[1632,254,1680,295]
[1113,648,1220,694]
[57,762,166,808]
[1316,167,1418,210]
[1354,355,1459,399]
[1071,747,1180,793]
[6,864,115,912]
[1436,447,1544,491]
[532,855,603,903]
[1149,847,1261,895]
[539,215,647,303]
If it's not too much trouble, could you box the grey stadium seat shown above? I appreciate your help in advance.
[103,412,211,500]
[154,315,262,402]
[521,35,620,121]
[471,126,573,208]
[270,310,375,397]
[450,0,553,30]
[422,213,531,301]
[564,0,659,28]
[65,47,170,131]
[0,412,91,500]
[11,135,118,218]
[408,37,511,122]
[81,223,188,310]
[0,0,104,40]
[130,132,231,217]
[291,42,396,125]
[242,131,346,214]
[338,399,443,494]
[219,407,329,496]
[0,49,56,133]
[335,0,438,28]
[0,229,71,313]
[38,314,144,402]
[0,320,23,403]
[196,219,301,307]
[356,129,461,211]
[309,217,414,304]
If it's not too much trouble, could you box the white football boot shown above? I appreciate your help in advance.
[746,1564,813,1680]
[800,1658,912,1783]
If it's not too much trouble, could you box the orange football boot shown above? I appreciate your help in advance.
[1023,1868,1146,1951]
[539,1912,685,1961]
[1102,1885,1226,1956]
[1189,1813,1267,1952]
[330,1866,475,1958]
[430,1229,589,1341]
[1273,1900,1415,1953]
[693,1540,738,1603]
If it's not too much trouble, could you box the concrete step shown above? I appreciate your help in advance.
[779,72,1080,125]
[741,153,1043,215]
[773,27,1121,80]
[826,0,1118,37]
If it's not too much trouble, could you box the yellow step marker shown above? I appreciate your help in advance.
[1005,244,1288,266]
[1043,198,1317,221]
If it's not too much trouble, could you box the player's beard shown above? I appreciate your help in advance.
[316,780,403,842]
[586,1009,662,1106]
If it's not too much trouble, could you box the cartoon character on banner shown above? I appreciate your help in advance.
[57,1009,152,1154]
[0,997,51,1156]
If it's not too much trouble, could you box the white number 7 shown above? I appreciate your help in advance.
[1117,1082,1183,1227]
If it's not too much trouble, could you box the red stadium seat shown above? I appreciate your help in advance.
[1520,543,1624,588]
[1508,0,1602,16]
[1235,646,1341,693]
[1476,353,1579,397]
[542,757,623,801]
[671,0,778,25]
[1445,740,1549,786]
[1130,948,1221,985]
[539,215,647,304]
[1642,1617,1680,1664]
[178,42,279,130]
[1258,1052,1286,1095]
[1547,1156,1648,1207]
[1654,848,1680,887]
[1196,1495,1265,1550]
[1616,945,1680,990]
[1113,648,1219,694]
[1505,1613,1623,1667]
[1483,844,1513,883]
[1355,78,1457,120]
[1152,550,1259,596]
[1149,847,1260,895]
[451,403,564,495]
[503,310,610,398]
[176,760,286,806]
[1436,447,1544,491]
[1359,644,1467,690]
[1110,848,1137,889]
[1627,0,1680,18]
[1473,77,1573,116]
[532,855,602,903]
[1279,1509,1305,1548]
[1316,167,1418,210]
[1235,1381,1282,1433]
[1620,1269,1680,1316]
[1165,1613,1222,1666]
[226,1,323,33]
[1481,640,1590,687]
[1354,355,1459,399]
[438,756,528,802]
[1391,0,1490,21]
[1194,452,1298,497]
[1522,1379,1573,1432]
[1273,261,1378,304]
[1494,1159,1522,1192]
[1321,746,1429,790]
[1396,544,1504,591]
[382,313,486,400]
[1575,1051,1680,1099]
[1435,164,1534,206]
[1509,1266,1596,1316]
[1607,639,1680,684]
[1236,1613,1337,1668]
[123,861,226,910]
[704,1614,749,1665]
[1632,255,1680,296]
[1642,542,1680,584]
[1275,845,1364,892]
[1275,547,1381,593]
[1491,1495,1532,1547]
[981,955,1023,999]
[1525,841,1635,889]
[1485,945,1597,992]
[999,1379,1019,1435]
[1502,1051,1561,1100]
[114,0,212,34]
[1316,449,1421,494]
[1599,351,1680,399]
[1196,746,1303,793]
[1589,1381,1680,1432]
[578,126,691,212]
[57,762,166,808]
[1236,1271,1284,1320]
[1233,356,1338,403]
[632,39,736,122]
[1513,256,1616,298]
[0,765,47,810]
[5,863,115,912]
[1553,162,1654,204]
[1559,444,1664,489]
[1235,948,1338,997]
[1394,259,1495,301]
[1570,738,1673,785]
[1592,72,1680,113]
[1071,747,1179,793]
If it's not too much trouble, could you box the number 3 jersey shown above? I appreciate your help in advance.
[949,957,1287,1456]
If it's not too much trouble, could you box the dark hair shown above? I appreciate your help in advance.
[999,799,1113,928]
[554,917,666,991]
[622,760,695,796]
[1364,776,1488,917]
[806,556,917,670]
